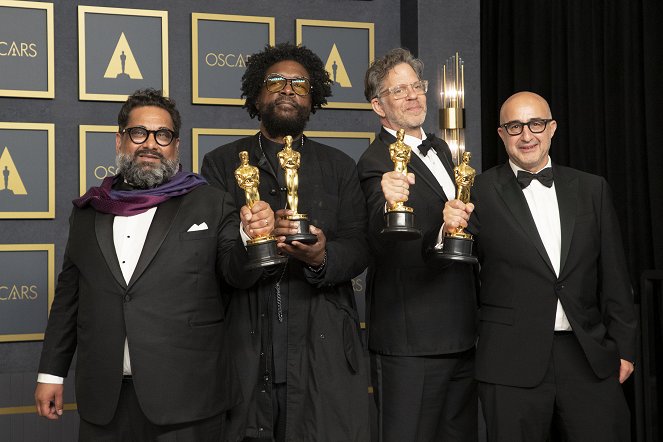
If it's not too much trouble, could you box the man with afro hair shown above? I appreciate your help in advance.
[202,43,370,442]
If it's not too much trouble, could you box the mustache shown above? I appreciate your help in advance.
[133,148,166,161]
[274,97,300,107]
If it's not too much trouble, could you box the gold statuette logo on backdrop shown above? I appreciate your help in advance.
[296,19,374,109]
[0,122,54,218]
[78,6,168,101]
[325,44,352,87]
[103,32,143,80]
[0,147,28,196]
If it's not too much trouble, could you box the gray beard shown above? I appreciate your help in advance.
[116,150,179,189]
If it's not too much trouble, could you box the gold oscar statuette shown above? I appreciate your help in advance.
[380,129,422,240]
[235,151,287,269]
[278,135,317,245]
[436,151,478,263]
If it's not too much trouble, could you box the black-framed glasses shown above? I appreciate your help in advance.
[121,126,177,146]
[500,119,553,136]
[376,80,428,99]
[263,74,312,96]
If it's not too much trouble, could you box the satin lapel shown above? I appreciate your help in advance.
[494,164,556,274]
[409,155,449,202]
[127,196,184,289]
[95,212,127,289]
[553,166,577,275]
[434,137,456,180]
[378,129,448,202]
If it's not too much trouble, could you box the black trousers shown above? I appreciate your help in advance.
[78,377,224,442]
[372,349,477,442]
[479,332,631,442]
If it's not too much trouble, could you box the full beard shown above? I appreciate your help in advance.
[260,98,310,139]
[116,148,179,189]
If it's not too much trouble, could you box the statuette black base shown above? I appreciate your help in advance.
[380,210,421,240]
[432,235,478,264]
[284,216,317,245]
[246,237,288,270]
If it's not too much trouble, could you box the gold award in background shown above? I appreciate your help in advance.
[278,135,317,244]
[235,151,287,269]
[436,151,478,263]
[380,129,421,240]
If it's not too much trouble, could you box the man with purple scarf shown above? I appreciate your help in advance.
[34,89,272,441]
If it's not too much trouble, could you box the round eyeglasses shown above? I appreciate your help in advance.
[376,80,428,100]
[500,119,553,136]
[121,127,177,146]
[263,74,312,96]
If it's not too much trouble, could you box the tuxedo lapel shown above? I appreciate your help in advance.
[553,166,578,274]
[430,135,456,179]
[95,212,127,289]
[494,164,556,274]
[128,196,184,289]
[378,129,449,202]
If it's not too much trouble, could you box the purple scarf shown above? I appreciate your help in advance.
[73,171,207,216]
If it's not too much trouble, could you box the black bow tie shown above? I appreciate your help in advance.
[517,167,554,188]
[418,134,439,156]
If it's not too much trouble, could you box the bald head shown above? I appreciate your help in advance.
[499,92,552,124]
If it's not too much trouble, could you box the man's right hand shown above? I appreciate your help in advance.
[381,171,415,207]
[240,200,275,239]
[35,383,64,420]
[443,199,475,234]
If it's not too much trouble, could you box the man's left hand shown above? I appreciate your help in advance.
[619,359,634,383]
[274,209,326,266]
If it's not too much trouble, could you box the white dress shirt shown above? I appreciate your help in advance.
[509,158,572,331]
[37,207,157,384]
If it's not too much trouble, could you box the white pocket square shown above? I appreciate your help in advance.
[187,222,208,232]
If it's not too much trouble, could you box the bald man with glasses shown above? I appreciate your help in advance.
[442,91,636,441]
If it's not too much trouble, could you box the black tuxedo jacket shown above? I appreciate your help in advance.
[38,184,246,426]
[466,163,637,387]
[356,129,477,356]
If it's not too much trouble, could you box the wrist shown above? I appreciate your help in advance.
[307,250,327,272]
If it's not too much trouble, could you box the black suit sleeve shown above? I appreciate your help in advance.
[38,210,80,377]
[357,145,399,256]
[307,157,369,287]
[202,155,264,289]
[597,178,637,362]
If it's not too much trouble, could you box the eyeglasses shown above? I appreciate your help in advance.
[121,127,177,146]
[263,74,312,96]
[376,80,428,99]
[500,119,553,136]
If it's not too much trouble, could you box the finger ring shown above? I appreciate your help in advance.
[264,219,269,226]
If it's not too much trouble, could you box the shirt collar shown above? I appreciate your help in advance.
[383,126,427,153]
[508,156,552,177]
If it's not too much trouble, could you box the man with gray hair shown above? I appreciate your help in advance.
[357,48,478,441]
